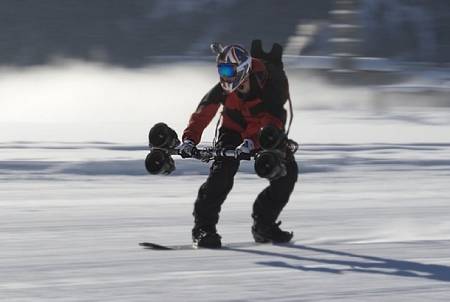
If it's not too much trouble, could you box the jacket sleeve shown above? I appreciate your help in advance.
[182,83,226,144]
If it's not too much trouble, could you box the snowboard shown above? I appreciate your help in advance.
[139,241,294,251]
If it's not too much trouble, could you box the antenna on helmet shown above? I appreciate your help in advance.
[210,42,224,55]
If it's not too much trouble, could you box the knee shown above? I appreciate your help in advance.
[211,158,239,177]
[268,161,298,197]
[200,160,237,197]
[291,162,299,183]
[284,159,299,185]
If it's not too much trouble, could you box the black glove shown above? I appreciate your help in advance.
[178,140,196,158]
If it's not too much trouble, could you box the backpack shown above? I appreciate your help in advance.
[250,40,293,135]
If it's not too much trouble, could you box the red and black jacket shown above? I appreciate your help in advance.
[182,58,289,149]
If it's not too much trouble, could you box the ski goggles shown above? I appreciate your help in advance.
[217,63,237,78]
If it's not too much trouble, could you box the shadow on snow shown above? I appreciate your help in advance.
[227,243,450,283]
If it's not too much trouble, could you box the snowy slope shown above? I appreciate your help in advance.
[1,62,450,301]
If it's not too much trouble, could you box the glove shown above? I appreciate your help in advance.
[178,140,196,158]
[235,139,254,158]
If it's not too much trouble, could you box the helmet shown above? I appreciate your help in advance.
[215,44,252,93]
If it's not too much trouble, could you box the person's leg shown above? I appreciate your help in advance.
[192,129,241,247]
[193,157,240,228]
[252,152,298,242]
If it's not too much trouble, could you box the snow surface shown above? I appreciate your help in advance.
[1,62,450,301]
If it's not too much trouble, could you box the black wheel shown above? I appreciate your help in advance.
[259,125,285,150]
[149,123,180,149]
[254,151,286,180]
[145,149,175,175]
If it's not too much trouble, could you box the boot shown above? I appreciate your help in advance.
[192,225,222,248]
[252,220,293,243]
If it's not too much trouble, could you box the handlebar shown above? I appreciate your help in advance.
[152,146,254,161]
[146,123,298,179]
[146,144,296,180]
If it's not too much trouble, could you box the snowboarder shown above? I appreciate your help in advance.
[179,41,298,248]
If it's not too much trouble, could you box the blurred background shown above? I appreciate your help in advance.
[1,0,449,65]
[0,0,449,143]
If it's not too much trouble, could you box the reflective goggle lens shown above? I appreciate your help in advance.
[218,63,236,78]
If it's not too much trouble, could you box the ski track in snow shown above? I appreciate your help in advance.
[1,140,450,301]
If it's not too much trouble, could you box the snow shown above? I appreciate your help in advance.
[1,62,450,301]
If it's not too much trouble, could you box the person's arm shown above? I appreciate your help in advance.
[182,83,226,144]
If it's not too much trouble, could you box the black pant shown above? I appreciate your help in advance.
[193,129,298,228]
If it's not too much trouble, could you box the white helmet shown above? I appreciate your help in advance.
[213,44,252,93]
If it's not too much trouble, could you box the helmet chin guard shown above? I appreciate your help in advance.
[214,44,252,93]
